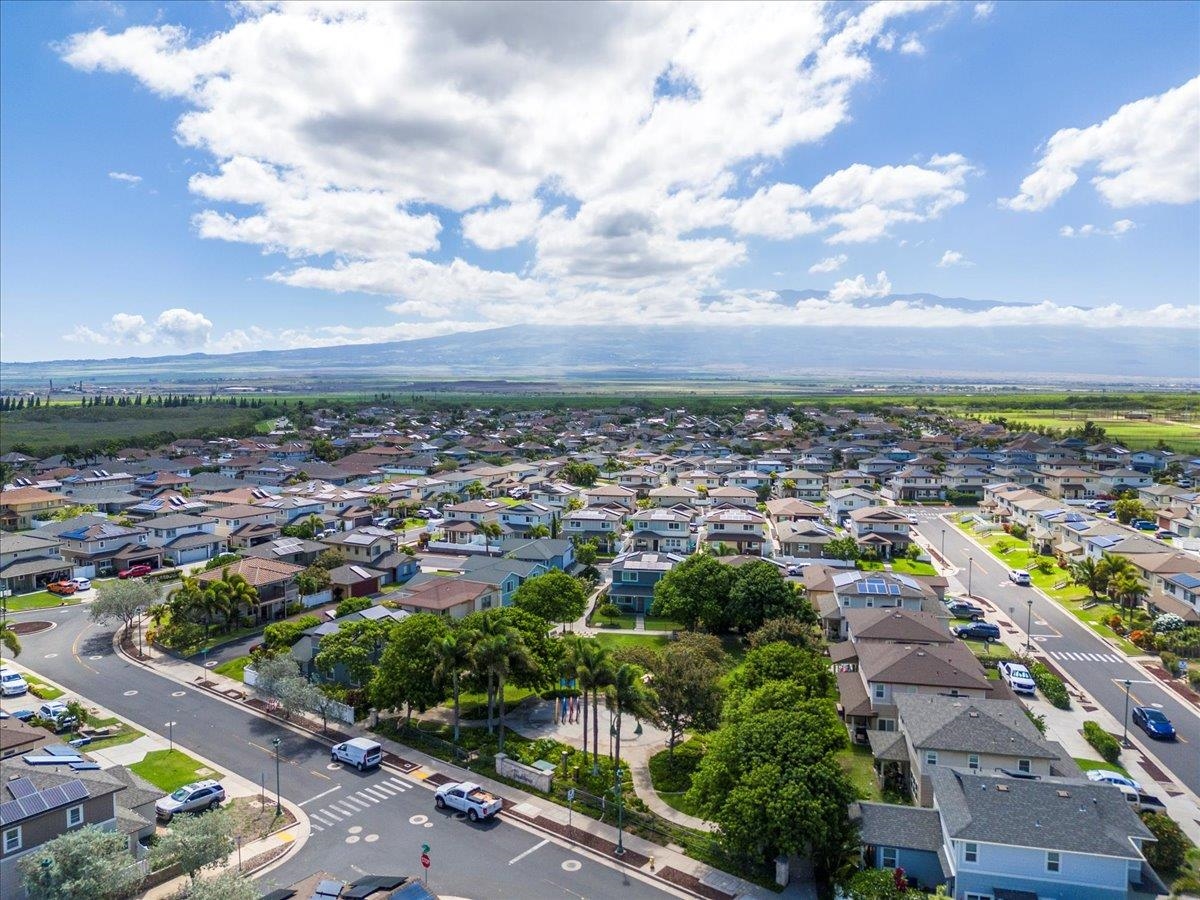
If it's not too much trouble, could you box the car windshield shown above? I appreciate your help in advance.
[1143,710,1168,723]
[169,788,191,801]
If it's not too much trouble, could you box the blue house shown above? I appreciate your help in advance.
[608,551,683,613]
[855,768,1163,900]
[500,537,576,573]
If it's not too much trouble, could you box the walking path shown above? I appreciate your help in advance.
[122,620,805,898]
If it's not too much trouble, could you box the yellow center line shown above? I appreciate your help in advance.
[71,626,98,675]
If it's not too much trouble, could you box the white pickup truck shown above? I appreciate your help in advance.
[434,781,503,821]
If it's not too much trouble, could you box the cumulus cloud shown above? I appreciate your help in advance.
[937,249,971,267]
[1003,76,1200,211]
[461,200,543,250]
[808,254,848,274]
[899,35,925,55]
[63,307,212,348]
[108,171,142,184]
[1059,219,1136,238]
[828,271,893,302]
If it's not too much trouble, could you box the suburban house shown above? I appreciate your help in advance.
[142,514,225,565]
[292,604,409,682]
[0,486,68,530]
[450,554,546,605]
[826,470,877,492]
[326,563,383,600]
[827,488,881,524]
[498,501,555,537]
[390,577,500,618]
[318,526,395,565]
[677,469,723,491]
[857,769,1162,900]
[562,507,624,551]
[608,551,684,613]
[774,521,838,559]
[0,532,73,595]
[763,498,823,523]
[722,469,770,492]
[847,506,913,558]
[196,557,303,622]
[616,466,662,496]
[778,469,824,500]
[56,522,161,577]
[811,569,949,640]
[500,537,575,573]
[647,484,700,507]
[1151,571,1200,623]
[626,507,695,554]
[703,507,767,555]
[241,536,326,567]
[881,467,946,502]
[583,484,637,511]
[205,503,278,539]
[443,498,505,524]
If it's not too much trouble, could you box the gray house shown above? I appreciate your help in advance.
[608,551,683,613]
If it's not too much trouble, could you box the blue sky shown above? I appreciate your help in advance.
[1,0,1197,361]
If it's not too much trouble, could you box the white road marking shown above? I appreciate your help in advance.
[299,786,342,808]
[508,839,550,865]
[319,808,343,822]
[331,802,359,816]
[385,777,409,791]
[340,796,369,811]
[356,790,382,804]
[362,787,390,800]
[374,782,398,796]
[310,823,323,832]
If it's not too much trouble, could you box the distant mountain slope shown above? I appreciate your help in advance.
[2,291,1196,383]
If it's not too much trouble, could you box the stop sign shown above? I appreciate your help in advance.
[420,853,430,869]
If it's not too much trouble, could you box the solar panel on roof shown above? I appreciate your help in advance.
[43,745,81,757]
[6,778,36,799]
[17,794,50,817]
[69,762,101,771]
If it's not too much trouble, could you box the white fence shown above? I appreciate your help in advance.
[301,589,333,609]
[243,667,357,724]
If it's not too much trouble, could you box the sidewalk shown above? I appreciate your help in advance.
[122,621,807,899]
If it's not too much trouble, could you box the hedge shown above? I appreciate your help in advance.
[1083,720,1122,765]
[1028,661,1071,709]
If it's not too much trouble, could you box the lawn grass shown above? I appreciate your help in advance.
[1072,757,1132,779]
[594,633,671,652]
[24,674,64,700]
[858,559,938,576]
[591,611,686,631]
[130,749,220,793]
[3,591,81,611]
[78,716,144,751]
[213,655,252,682]
[838,744,883,802]
[648,741,709,819]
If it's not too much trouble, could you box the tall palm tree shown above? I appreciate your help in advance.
[1068,557,1106,598]
[1110,570,1147,622]
[220,573,258,628]
[480,521,503,551]
[466,480,486,500]
[302,513,324,538]
[472,627,534,753]
[605,663,658,802]
[576,639,614,773]
[1,620,21,657]
[1098,553,1134,605]
[432,632,473,743]
[528,524,550,539]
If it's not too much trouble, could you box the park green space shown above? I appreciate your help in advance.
[130,749,221,793]
[3,590,81,612]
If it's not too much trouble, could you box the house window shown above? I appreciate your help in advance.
[67,805,83,827]
[925,750,938,767]
[873,684,885,700]
[1018,758,1031,773]
[622,571,637,583]
[877,719,896,732]
[963,842,978,863]
[880,847,898,868]
[967,754,980,770]
[3,826,20,853]
[1046,851,1061,873]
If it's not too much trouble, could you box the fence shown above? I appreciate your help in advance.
[300,589,332,609]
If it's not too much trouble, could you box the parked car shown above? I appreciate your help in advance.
[998,661,1036,694]
[953,621,1001,642]
[118,564,153,579]
[906,513,919,524]
[37,701,78,732]
[434,780,503,822]
[375,516,397,529]
[1131,519,1156,531]
[67,577,92,591]
[1131,706,1176,740]
[945,599,986,620]
[331,737,383,771]
[155,779,226,821]
[1086,769,1143,792]
[0,667,29,697]
[1008,569,1031,586]
[1155,530,1174,539]
[46,580,77,596]
[1114,782,1168,813]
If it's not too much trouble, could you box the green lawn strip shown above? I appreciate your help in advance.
[3,591,81,611]
[130,749,221,793]
[838,744,883,802]
[859,559,937,576]
[453,684,539,720]
[1071,757,1132,779]
[79,720,145,751]
[24,674,64,700]
[648,741,709,819]
[213,655,252,682]
[591,611,685,631]
[593,633,671,652]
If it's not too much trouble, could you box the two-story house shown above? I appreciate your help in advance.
[811,569,949,641]
[443,498,505,525]
[57,522,160,577]
[608,551,684,613]
[196,557,302,623]
[881,467,946,502]
[583,484,637,511]
[319,526,395,565]
[498,501,555,538]
[562,507,624,552]
[847,506,914,558]
[0,532,73,595]
[616,467,662,496]
[626,508,695,554]
[704,485,758,509]
[390,577,500,619]
[142,513,225,565]
[292,604,410,682]
[0,487,68,531]
[826,488,881,524]
[774,520,837,559]
[500,537,575,573]
[702,507,767,556]
[777,469,824,500]
[205,503,279,541]
[647,484,701,507]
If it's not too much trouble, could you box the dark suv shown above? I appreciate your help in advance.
[954,621,1001,641]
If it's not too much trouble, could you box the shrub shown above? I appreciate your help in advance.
[1158,651,1179,676]
[1083,720,1121,765]
[1029,661,1071,709]
[1140,811,1190,874]
[1129,629,1150,648]
[204,553,241,572]
[1035,558,1055,575]
[1159,626,1200,659]
[1187,668,1200,688]
[1107,614,1124,629]
[335,596,372,618]
[1153,613,1187,633]
[263,614,321,649]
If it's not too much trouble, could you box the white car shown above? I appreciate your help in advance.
[0,668,28,697]
[1009,569,1032,586]
[906,513,919,524]
[68,577,92,591]
[1086,769,1143,792]
[997,661,1036,694]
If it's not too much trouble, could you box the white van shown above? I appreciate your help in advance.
[0,667,29,697]
[331,737,383,771]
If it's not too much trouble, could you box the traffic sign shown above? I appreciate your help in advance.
[566,788,575,802]
[421,843,430,854]
[420,853,431,869]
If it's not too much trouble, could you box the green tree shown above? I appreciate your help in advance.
[826,536,860,561]
[561,461,599,487]
[187,869,260,900]
[371,613,450,723]
[748,614,820,650]
[1,620,20,656]
[1109,569,1147,620]
[480,520,504,550]
[728,641,832,701]
[18,824,143,900]
[1140,811,1189,873]
[1114,497,1151,525]
[606,663,658,800]
[432,631,474,743]
[726,560,804,633]
[314,618,390,686]
[844,867,909,900]
[575,638,614,772]
[1068,556,1107,598]
[153,808,234,884]
[650,553,734,632]
[296,562,332,597]
[654,641,723,757]
[466,480,486,499]
[575,540,598,567]
[512,570,588,629]
[90,577,159,638]
[335,595,373,618]
[471,619,535,752]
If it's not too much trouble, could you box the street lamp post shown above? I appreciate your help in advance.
[967,556,974,597]
[272,737,282,817]
[164,721,176,753]
[1025,598,1034,656]
[940,528,946,557]
[1121,679,1132,748]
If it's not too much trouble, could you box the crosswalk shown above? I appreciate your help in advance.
[307,775,411,831]
[1048,650,1124,664]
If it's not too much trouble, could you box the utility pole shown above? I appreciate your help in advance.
[273,737,282,816]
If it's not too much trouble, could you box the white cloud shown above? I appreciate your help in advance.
[154,307,212,347]
[62,307,212,348]
[973,2,995,19]
[461,200,543,250]
[1003,76,1200,211]
[899,35,925,55]
[936,249,971,267]
[828,271,892,302]
[731,183,820,240]
[108,171,142,184]
[808,254,848,274]
[1060,219,1136,238]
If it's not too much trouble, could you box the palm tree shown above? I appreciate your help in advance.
[466,480,486,500]
[219,572,258,628]
[605,663,658,802]
[167,576,206,626]
[432,632,473,743]
[1068,557,1106,598]
[147,602,169,630]
[480,521,503,551]
[576,639,614,773]
[471,624,534,753]
[1,620,21,656]
[1110,570,1147,622]
[368,494,389,516]
[528,524,550,539]
[1098,553,1134,605]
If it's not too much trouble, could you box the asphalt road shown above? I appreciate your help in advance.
[916,515,1200,796]
[0,605,678,898]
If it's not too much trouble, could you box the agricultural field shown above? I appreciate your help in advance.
[960,410,1200,453]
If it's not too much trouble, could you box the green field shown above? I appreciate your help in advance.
[961,410,1200,453]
